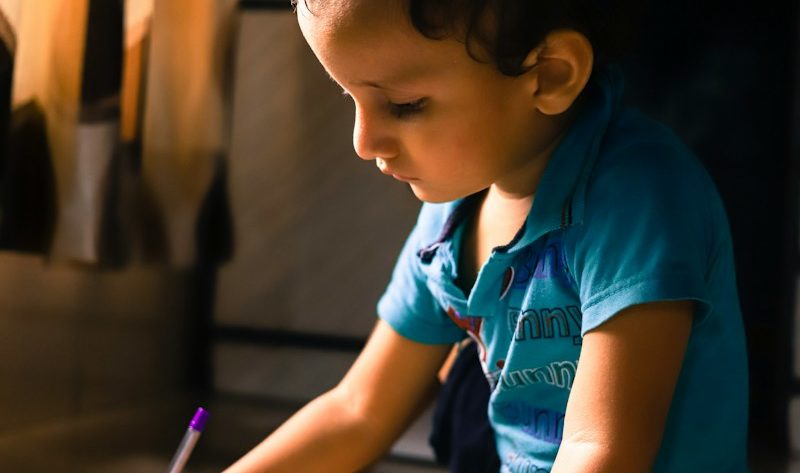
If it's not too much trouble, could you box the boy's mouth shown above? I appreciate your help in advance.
[389,173,417,182]
[376,158,417,182]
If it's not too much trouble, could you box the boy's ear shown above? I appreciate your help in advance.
[521,30,594,116]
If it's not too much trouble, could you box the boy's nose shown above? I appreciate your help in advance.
[352,109,398,161]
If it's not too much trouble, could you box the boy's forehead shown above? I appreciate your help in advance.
[299,0,407,32]
[321,45,449,93]
[342,60,441,91]
[300,1,456,90]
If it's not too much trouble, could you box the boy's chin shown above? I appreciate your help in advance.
[407,183,463,204]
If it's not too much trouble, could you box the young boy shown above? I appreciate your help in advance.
[225,0,750,471]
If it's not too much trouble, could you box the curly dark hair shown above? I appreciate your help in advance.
[292,0,642,77]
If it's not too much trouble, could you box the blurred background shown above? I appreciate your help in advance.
[0,0,795,472]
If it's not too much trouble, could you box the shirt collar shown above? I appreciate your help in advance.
[419,65,625,259]
[511,65,625,250]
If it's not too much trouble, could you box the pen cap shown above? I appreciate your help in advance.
[188,407,209,432]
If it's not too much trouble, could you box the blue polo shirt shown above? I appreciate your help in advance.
[377,67,749,472]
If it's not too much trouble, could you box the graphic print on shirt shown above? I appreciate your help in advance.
[494,401,565,444]
[502,452,551,473]
[445,305,487,361]
[512,234,573,289]
[486,359,578,392]
[507,306,583,346]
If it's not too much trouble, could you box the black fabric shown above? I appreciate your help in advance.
[98,141,168,267]
[81,0,123,115]
[0,101,56,253]
[195,155,234,265]
[430,341,501,473]
[0,32,12,181]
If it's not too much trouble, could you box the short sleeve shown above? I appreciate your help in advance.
[377,205,467,344]
[567,145,715,335]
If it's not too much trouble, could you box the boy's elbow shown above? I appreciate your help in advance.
[327,384,397,450]
[553,435,658,473]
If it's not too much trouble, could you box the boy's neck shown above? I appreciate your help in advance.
[489,111,572,202]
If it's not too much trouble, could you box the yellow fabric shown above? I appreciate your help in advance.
[9,0,234,266]
[142,0,236,266]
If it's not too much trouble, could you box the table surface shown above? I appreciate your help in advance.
[0,394,447,473]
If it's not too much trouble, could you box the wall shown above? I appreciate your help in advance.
[0,254,192,433]
[212,8,422,402]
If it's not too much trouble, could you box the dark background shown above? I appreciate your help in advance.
[621,0,799,457]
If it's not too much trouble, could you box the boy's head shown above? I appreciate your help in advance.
[296,0,638,75]
[294,0,638,203]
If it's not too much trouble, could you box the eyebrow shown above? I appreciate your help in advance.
[326,73,404,93]
[352,79,388,89]
[335,63,436,92]
[351,68,427,89]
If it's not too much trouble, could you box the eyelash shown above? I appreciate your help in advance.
[341,90,426,120]
[388,99,426,119]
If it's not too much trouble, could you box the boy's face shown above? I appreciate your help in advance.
[297,1,560,202]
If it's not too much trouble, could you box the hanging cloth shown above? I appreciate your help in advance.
[0,1,58,255]
[47,0,122,264]
[142,0,236,267]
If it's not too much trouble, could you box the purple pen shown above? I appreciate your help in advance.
[166,407,209,473]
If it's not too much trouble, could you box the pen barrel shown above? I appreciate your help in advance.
[166,427,201,473]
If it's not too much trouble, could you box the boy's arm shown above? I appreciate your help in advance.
[551,300,693,473]
[223,319,453,473]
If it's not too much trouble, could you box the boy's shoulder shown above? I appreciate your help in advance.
[590,108,714,194]
[576,107,725,240]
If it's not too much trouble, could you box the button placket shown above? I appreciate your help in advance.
[467,253,514,317]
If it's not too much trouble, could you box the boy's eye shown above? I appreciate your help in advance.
[388,98,427,119]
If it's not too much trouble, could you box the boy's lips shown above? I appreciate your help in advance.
[380,169,417,182]
[375,158,417,181]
